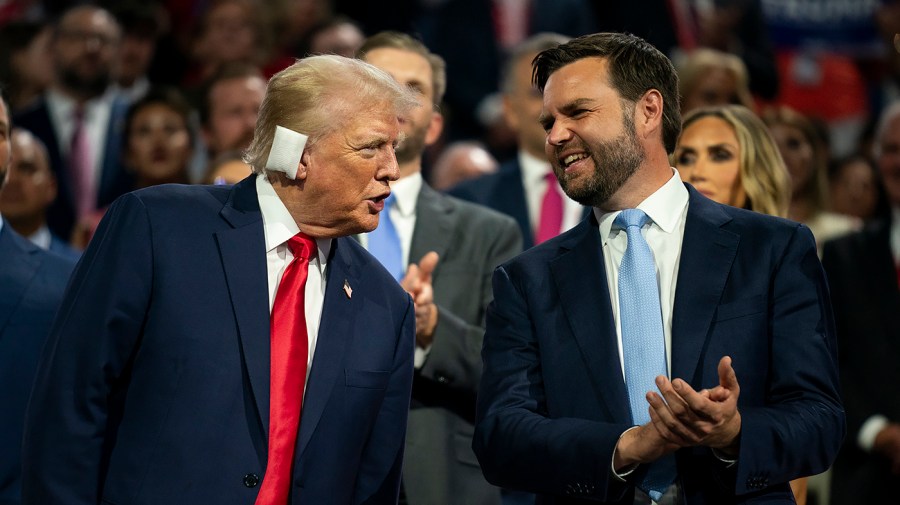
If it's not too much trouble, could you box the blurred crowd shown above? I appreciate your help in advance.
[2,1,900,504]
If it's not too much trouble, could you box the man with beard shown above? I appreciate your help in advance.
[473,32,844,504]
[357,32,522,505]
[13,5,133,241]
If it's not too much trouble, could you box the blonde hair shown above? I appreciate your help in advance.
[676,48,754,112]
[243,54,417,174]
[356,31,447,107]
[681,105,791,217]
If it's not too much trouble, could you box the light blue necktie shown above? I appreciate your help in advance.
[368,194,404,281]
[615,209,676,501]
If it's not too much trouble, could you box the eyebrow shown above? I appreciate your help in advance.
[538,98,595,130]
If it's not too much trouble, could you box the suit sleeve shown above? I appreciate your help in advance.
[352,294,416,504]
[473,265,633,501]
[733,224,845,494]
[22,193,153,505]
[419,216,522,392]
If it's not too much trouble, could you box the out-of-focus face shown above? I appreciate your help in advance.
[0,101,11,188]
[53,7,120,97]
[831,158,878,219]
[877,111,900,207]
[0,129,56,220]
[127,103,192,185]
[13,27,55,93]
[363,47,441,174]
[282,97,403,237]
[674,115,746,208]
[768,122,814,196]
[541,57,644,208]
[504,52,547,159]
[204,75,266,156]
[309,23,364,57]
[681,67,741,114]
[196,1,256,64]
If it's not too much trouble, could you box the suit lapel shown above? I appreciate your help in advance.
[550,218,631,423]
[409,184,453,266]
[297,238,359,456]
[215,178,272,431]
[0,226,41,336]
[496,162,534,248]
[670,189,740,384]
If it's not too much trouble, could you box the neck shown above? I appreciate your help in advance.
[789,198,813,222]
[54,83,102,105]
[601,154,672,212]
[398,158,422,179]
[6,214,45,237]
[137,173,190,189]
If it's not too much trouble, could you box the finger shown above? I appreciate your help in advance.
[670,378,720,421]
[417,252,439,281]
[400,264,420,292]
[655,376,694,420]
[718,356,739,392]
[647,391,702,445]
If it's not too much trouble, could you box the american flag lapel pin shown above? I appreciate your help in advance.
[343,279,352,299]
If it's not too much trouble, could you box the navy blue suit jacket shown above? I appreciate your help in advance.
[13,95,134,240]
[0,222,75,505]
[22,177,415,504]
[473,187,844,504]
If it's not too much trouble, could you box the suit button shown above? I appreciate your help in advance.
[243,473,260,488]
[436,375,449,384]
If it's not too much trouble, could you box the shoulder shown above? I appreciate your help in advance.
[447,159,521,201]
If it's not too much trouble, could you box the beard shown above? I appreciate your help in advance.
[394,120,429,164]
[58,63,111,98]
[552,112,644,207]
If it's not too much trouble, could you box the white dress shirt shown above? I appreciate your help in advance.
[519,150,585,238]
[45,88,117,197]
[257,174,331,388]
[598,169,689,505]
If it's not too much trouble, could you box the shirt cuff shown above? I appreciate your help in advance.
[858,415,890,452]
[711,448,738,467]
[413,344,432,369]
[611,426,641,481]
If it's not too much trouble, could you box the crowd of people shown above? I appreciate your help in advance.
[1,1,899,505]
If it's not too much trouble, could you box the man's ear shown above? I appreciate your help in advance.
[296,149,311,180]
[637,89,664,140]
[425,111,444,146]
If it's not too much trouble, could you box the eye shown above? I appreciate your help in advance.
[675,151,696,165]
[710,147,734,162]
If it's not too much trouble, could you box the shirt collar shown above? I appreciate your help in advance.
[391,171,422,217]
[595,167,689,240]
[519,149,552,184]
[256,173,332,264]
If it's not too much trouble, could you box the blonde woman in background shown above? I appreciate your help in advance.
[673,103,808,504]
[675,48,755,115]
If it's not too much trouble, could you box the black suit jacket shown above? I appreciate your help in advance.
[822,218,900,504]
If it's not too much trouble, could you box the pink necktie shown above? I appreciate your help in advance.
[255,233,316,505]
[536,171,563,244]
[70,106,95,219]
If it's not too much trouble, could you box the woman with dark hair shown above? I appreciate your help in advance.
[124,86,194,188]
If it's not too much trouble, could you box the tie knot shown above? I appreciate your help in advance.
[614,208,650,230]
[287,232,316,261]
[544,171,557,184]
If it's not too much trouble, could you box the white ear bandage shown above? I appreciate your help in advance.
[264,125,309,180]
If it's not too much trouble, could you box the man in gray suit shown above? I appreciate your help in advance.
[358,33,522,505]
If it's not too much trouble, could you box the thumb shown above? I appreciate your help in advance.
[718,356,739,391]
[418,251,439,281]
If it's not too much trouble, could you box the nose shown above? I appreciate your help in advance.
[688,157,709,182]
[546,120,572,147]
[379,148,401,183]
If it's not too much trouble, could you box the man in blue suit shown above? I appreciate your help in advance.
[0,94,76,505]
[473,33,844,504]
[23,55,417,505]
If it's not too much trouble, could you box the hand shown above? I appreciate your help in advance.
[613,423,680,471]
[873,423,900,475]
[400,252,439,347]
[646,356,742,455]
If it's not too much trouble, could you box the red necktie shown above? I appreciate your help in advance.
[255,233,316,505]
[536,171,564,244]
[70,106,95,219]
